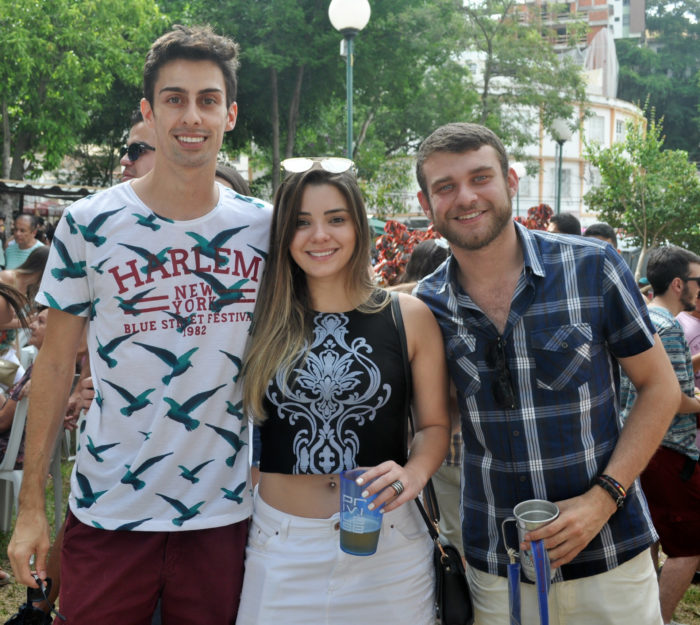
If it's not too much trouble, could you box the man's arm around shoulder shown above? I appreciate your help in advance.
[8,308,86,587]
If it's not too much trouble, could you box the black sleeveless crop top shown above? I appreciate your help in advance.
[259,303,407,474]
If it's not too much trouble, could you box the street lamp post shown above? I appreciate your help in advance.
[328,0,371,160]
[551,118,573,215]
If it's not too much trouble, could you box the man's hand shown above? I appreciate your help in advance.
[522,486,617,569]
[77,376,94,414]
[8,507,50,587]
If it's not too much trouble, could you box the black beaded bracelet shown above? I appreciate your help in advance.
[594,474,626,509]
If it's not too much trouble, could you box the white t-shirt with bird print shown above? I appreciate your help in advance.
[38,181,271,531]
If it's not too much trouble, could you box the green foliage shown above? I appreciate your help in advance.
[0,0,165,179]
[584,112,700,276]
[617,0,700,161]
[174,0,468,195]
[358,157,414,219]
[462,0,587,156]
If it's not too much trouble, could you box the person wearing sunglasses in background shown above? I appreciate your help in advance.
[119,109,157,183]
[8,25,271,624]
[414,123,679,625]
[235,158,450,625]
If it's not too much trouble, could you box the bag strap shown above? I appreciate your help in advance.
[389,292,442,538]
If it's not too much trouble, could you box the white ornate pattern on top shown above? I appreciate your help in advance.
[267,312,391,474]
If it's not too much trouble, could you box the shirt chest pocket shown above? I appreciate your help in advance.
[530,323,594,392]
[445,334,481,397]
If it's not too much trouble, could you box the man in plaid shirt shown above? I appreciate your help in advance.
[414,122,679,625]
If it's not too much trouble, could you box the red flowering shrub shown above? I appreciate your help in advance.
[374,204,552,286]
[373,220,442,286]
[514,203,553,231]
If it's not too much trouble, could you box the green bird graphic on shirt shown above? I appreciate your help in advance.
[74,206,124,247]
[205,423,247,466]
[75,471,107,508]
[134,342,198,385]
[43,293,91,316]
[90,258,110,275]
[164,311,196,333]
[221,481,247,503]
[119,243,172,276]
[191,272,249,313]
[219,350,242,382]
[156,493,205,527]
[102,379,156,416]
[185,226,249,267]
[115,287,158,316]
[121,452,174,491]
[133,213,160,231]
[225,400,244,420]
[65,212,78,234]
[97,331,139,369]
[178,459,215,484]
[162,384,226,431]
[50,237,87,281]
[86,436,120,463]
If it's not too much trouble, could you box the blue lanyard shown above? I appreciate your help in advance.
[507,539,550,625]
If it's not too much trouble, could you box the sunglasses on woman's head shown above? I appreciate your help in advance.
[120,141,155,162]
[281,157,355,175]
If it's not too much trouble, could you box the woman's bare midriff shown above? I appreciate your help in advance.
[257,472,343,518]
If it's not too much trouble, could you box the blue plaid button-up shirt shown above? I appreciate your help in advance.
[416,222,658,581]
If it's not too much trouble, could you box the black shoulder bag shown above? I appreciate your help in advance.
[390,292,474,625]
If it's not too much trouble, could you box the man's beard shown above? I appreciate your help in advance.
[430,198,512,251]
[681,282,697,312]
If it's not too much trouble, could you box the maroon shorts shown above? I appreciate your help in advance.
[59,510,247,624]
[640,446,700,558]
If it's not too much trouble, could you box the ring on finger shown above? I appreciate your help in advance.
[390,480,404,497]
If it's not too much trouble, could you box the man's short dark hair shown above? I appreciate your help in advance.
[130,108,144,127]
[646,245,700,295]
[584,222,617,247]
[143,24,240,108]
[416,123,509,197]
[549,212,581,235]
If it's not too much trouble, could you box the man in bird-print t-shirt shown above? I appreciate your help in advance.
[9,26,271,624]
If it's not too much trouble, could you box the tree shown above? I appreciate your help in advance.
[179,0,341,192]
[616,0,700,162]
[584,112,700,278]
[461,0,588,155]
[0,0,165,183]
[179,0,467,196]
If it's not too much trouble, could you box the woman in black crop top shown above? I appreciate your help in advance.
[236,161,450,625]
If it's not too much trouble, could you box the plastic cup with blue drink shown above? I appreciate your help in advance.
[339,468,384,556]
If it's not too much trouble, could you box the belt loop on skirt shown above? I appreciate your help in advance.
[279,516,291,540]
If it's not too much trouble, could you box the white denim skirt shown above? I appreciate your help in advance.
[235,491,435,625]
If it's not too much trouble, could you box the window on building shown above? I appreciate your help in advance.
[550,167,572,202]
[588,115,605,143]
[561,168,571,198]
[615,119,625,141]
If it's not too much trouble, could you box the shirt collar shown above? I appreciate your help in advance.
[513,221,545,279]
[442,220,546,298]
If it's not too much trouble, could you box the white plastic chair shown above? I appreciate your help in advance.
[0,346,63,533]
[0,398,63,533]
